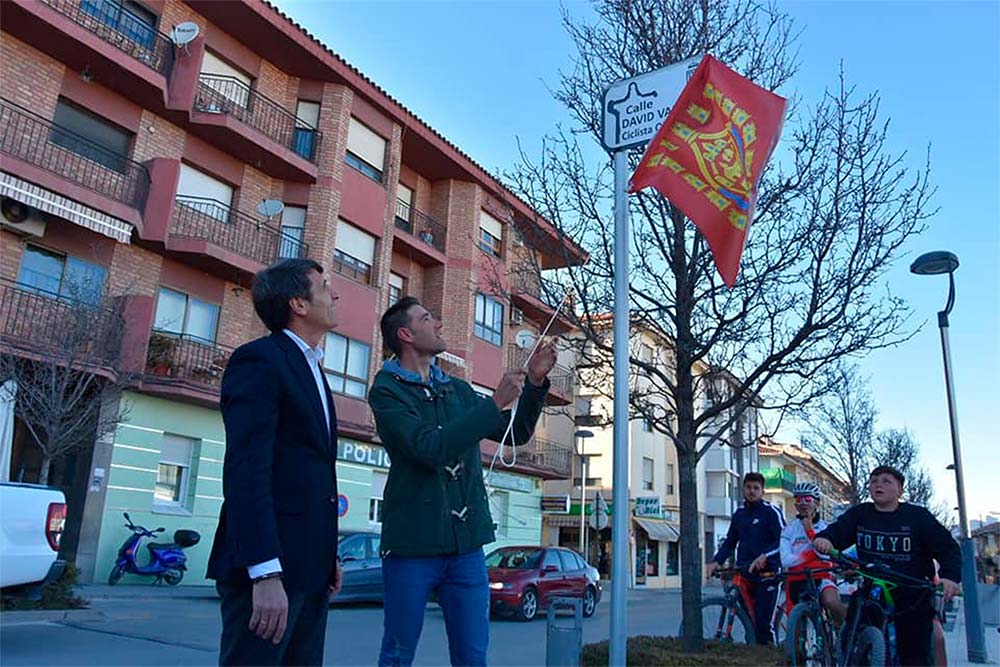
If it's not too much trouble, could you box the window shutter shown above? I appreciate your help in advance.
[177,164,233,207]
[334,221,376,264]
[281,206,306,229]
[160,434,194,467]
[295,101,320,129]
[347,118,386,171]
[479,211,503,239]
[389,273,404,290]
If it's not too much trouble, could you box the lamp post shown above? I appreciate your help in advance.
[575,429,594,557]
[910,250,987,663]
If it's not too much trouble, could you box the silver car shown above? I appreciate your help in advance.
[331,530,383,603]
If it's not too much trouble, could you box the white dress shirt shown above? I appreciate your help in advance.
[247,329,332,580]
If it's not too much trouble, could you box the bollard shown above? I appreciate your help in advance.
[546,596,583,667]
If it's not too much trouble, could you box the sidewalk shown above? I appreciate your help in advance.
[945,598,1000,666]
[77,583,218,601]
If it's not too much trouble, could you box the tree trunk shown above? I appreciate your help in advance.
[39,454,52,486]
[677,445,704,652]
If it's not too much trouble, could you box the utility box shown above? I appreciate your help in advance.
[546,596,583,667]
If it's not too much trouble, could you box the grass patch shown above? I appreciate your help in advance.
[2,564,88,611]
[582,635,784,666]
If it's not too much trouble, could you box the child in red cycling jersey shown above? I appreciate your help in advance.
[780,481,847,625]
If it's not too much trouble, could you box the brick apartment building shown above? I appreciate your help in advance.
[0,0,585,584]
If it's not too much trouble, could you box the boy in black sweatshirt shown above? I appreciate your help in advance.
[707,472,786,644]
[814,465,961,666]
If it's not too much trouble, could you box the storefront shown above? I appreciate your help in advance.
[632,496,680,588]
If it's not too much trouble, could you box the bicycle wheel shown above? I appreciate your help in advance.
[773,603,788,646]
[684,597,756,644]
[786,603,833,667]
[851,625,886,667]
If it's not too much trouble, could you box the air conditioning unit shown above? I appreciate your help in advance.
[1,197,47,237]
[509,307,524,325]
[512,229,525,246]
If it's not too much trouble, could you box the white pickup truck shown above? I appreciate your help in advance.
[0,482,66,592]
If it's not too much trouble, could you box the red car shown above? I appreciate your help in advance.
[486,546,602,621]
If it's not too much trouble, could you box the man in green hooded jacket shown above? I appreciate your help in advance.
[369,296,556,666]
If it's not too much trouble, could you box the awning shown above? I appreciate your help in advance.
[1,172,132,244]
[634,517,680,542]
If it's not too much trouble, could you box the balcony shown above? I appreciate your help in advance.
[1,0,173,110]
[0,100,149,215]
[0,278,124,370]
[165,196,308,282]
[507,345,574,406]
[190,75,321,182]
[392,199,447,264]
[524,437,574,479]
[141,331,233,403]
[761,467,796,493]
[704,495,737,518]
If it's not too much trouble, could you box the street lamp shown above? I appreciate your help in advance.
[910,250,987,663]
[575,429,595,557]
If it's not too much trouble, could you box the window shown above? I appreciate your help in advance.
[345,118,386,182]
[489,490,509,537]
[666,541,679,575]
[666,463,675,495]
[388,273,405,306]
[645,540,660,576]
[474,293,503,345]
[293,100,320,160]
[395,184,414,232]
[478,211,502,257]
[80,0,157,49]
[199,50,252,109]
[176,164,233,223]
[154,434,194,508]
[557,550,579,571]
[154,287,219,343]
[333,220,376,284]
[642,457,655,491]
[641,417,653,432]
[17,245,106,305]
[541,550,562,572]
[50,99,131,173]
[323,332,370,398]
[369,470,387,526]
[338,534,366,562]
[278,206,306,259]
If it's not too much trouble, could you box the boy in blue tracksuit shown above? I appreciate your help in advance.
[706,472,786,644]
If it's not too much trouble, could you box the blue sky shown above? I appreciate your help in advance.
[275,1,999,520]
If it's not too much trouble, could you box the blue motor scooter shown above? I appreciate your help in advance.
[107,512,200,585]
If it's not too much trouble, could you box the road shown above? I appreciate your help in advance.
[1,584,684,666]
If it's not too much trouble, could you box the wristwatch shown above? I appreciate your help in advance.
[251,572,283,584]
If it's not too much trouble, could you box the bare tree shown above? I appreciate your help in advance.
[875,427,948,520]
[801,363,878,505]
[0,283,132,486]
[503,0,933,650]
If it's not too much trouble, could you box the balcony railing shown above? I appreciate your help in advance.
[761,467,797,492]
[394,199,446,254]
[526,438,574,478]
[0,278,124,367]
[0,100,150,210]
[194,75,322,163]
[172,196,308,265]
[507,345,574,398]
[41,0,174,78]
[145,331,234,392]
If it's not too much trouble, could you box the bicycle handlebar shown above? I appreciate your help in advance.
[829,548,937,590]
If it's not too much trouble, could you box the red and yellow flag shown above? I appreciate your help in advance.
[629,55,787,286]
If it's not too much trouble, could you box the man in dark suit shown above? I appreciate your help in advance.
[207,258,342,666]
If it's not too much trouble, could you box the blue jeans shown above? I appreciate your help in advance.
[378,548,489,667]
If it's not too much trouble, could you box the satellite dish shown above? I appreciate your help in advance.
[171,22,200,47]
[515,329,536,350]
[257,200,285,219]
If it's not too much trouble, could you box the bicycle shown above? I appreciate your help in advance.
[687,566,787,645]
[785,563,845,666]
[831,549,943,667]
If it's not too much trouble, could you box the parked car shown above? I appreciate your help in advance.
[0,482,66,595]
[331,530,383,603]
[486,546,601,621]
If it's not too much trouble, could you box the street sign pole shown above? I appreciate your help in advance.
[609,148,630,667]
[602,58,696,667]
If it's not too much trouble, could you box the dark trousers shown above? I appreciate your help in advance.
[893,591,935,666]
[217,582,328,667]
[378,549,489,667]
[745,575,780,645]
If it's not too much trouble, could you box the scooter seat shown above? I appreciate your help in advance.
[147,542,179,551]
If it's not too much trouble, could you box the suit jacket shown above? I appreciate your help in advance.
[207,331,339,594]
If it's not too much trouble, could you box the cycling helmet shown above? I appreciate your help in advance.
[792,481,821,498]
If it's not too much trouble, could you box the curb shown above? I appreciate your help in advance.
[1,608,104,624]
